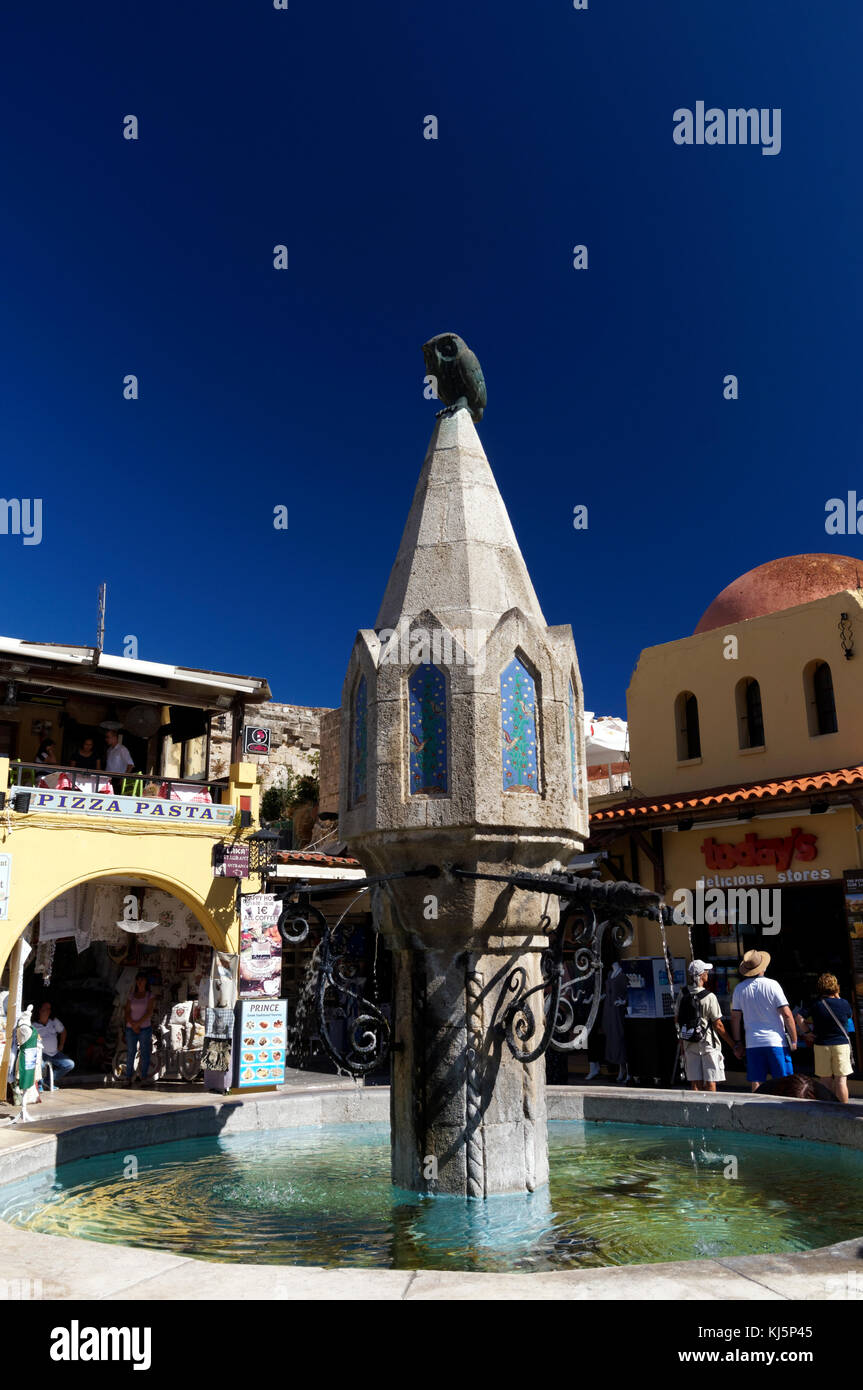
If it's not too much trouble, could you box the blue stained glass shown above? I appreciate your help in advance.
[408,664,448,795]
[501,657,539,793]
[352,676,367,806]
[568,681,579,800]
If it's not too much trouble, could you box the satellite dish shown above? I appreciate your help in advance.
[123,704,161,738]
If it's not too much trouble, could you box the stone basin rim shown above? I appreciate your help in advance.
[1,1084,862,1301]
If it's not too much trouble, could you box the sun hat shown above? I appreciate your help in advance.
[739,949,770,977]
[688,959,710,979]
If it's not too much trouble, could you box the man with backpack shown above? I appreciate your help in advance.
[676,959,732,1092]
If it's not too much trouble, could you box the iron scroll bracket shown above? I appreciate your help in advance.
[451,867,662,1064]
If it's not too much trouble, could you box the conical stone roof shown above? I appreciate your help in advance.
[375,410,546,638]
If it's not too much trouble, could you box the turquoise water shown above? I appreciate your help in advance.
[1,1121,860,1272]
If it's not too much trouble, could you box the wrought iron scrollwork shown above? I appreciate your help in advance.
[452,868,661,1066]
[498,911,636,1063]
[279,890,390,1077]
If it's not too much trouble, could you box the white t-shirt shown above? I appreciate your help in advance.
[105,743,134,773]
[731,976,789,1048]
[33,1017,64,1056]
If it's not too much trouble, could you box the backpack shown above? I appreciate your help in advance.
[678,988,714,1045]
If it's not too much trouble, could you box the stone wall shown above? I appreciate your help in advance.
[318,708,341,815]
[208,701,333,792]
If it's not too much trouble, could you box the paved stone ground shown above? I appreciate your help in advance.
[0,1069,356,1155]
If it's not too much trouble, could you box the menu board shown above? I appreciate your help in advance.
[234,998,288,1089]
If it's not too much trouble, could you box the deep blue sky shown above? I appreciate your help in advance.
[1,1,860,717]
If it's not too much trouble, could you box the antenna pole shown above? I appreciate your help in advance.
[96,582,107,658]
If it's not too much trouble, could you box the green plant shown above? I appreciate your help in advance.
[259,764,319,823]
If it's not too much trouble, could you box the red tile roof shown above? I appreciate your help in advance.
[590,764,863,824]
[274,849,362,868]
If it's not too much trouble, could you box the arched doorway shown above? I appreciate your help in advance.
[5,873,224,1088]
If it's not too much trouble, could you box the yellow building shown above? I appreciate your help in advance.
[590,554,863,1052]
[0,635,269,1088]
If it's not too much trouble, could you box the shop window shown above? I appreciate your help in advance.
[736,677,765,749]
[804,659,838,736]
[674,691,701,761]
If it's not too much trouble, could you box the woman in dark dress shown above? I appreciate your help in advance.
[70,736,100,771]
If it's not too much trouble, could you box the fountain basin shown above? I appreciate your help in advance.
[1,1087,861,1299]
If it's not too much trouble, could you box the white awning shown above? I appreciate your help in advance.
[584,711,629,762]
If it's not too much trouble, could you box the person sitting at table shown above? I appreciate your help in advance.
[34,738,57,765]
[104,730,135,780]
[70,736,100,771]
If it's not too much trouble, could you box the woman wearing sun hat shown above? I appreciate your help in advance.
[730,949,798,1092]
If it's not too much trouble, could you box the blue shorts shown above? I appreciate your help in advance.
[747,1046,793,1084]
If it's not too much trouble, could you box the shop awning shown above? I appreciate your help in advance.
[590,763,863,826]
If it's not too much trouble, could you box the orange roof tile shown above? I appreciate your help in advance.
[590,764,863,824]
[274,849,361,867]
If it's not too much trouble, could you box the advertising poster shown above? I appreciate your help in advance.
[235,998,288,1089]
[239,893,282,999]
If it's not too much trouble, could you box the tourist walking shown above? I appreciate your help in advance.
[676,960,732,1092]
[32,1000,75,1083]
[730,950,797,1091]
[124,972,156,1086]
[796,973,855,1104]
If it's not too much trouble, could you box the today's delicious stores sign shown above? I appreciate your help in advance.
[699,829,832,885]
[27,790,234,826]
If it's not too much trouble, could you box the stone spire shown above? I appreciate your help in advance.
[375,410,546,638]
[340,397,587,1199]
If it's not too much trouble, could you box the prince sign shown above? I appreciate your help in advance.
[28,790,234,825]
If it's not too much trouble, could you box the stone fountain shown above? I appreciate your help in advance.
[337,341,592,1197]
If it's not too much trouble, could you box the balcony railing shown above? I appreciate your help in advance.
[10,761,227,805]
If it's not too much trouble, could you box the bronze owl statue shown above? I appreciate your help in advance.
[422,333,487,422]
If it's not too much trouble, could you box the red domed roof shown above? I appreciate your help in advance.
[695,554,863,634]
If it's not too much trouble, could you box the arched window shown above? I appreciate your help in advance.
[351,675,367,806]
[408,663,448,795]
[674,691,701,761]
[567,678,580,801]
[736,677,765,749]
[804,660,838,736]
[501,656,539,792]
